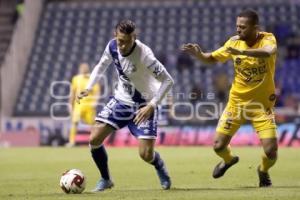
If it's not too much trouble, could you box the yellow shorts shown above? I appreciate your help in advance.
[216,103,277,139]
[72,105,96,125]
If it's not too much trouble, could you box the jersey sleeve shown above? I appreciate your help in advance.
[143,47,174,106]
[86,43,112,90]
[211,39,232,63]
[261,34,277,49]
[144,48,165,78]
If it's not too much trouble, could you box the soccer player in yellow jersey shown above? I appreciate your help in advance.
[182,9,277,187]
[67,63,100,147]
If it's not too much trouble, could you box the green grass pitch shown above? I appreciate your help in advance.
[0,147,299,200]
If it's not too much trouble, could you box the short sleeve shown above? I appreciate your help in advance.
[211,39,232,63]
[261,34,277,49]
[143,48,165,78]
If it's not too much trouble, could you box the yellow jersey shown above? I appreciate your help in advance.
[211,32,277,107]
[71,74,100,107]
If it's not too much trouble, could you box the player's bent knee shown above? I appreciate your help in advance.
[139,148,154,162]
[213,140,226,152]
[265,145,278,159]
[262,139,278,159]
[89,135,102,147]
[89,122,110,146]
[213,133,231,152]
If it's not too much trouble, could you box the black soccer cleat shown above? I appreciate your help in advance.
[212,156,239,178]
[257,166,272,187]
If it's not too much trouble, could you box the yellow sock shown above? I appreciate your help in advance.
[260,154,277,172]
[69,125,77,145]
[216,146,234,164]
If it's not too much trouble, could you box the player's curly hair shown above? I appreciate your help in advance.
[238,9,259,25]
[115,19,136,34]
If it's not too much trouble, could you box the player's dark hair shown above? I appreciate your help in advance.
[115,20,136,34]
[238,9,259,25]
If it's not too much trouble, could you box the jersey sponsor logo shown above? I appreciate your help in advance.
[237,65,267,83]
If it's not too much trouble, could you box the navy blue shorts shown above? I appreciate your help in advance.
[95,97,158,139]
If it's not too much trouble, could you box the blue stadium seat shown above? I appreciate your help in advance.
[13,0,300,116]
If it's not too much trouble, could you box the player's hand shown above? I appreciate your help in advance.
[76,89,90,104]
[133,104,155,126]
[226,47,244,55]
[181,43,203,57]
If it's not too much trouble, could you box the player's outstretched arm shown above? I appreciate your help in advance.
[226,45,276,58]
[181,43,217,64]
[83,42,113,100]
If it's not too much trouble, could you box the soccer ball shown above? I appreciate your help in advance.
[59,169,86,194]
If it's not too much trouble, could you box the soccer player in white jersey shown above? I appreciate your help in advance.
[77,20,174,191]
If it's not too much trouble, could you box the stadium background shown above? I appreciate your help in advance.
[0,0,300,147]
[1,1,300,199]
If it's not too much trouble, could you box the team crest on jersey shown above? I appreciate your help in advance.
[235,57,242,65]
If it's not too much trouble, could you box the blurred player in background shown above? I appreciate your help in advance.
[67,63,100,147]
[77,20,174,191]
[182,9,278,187]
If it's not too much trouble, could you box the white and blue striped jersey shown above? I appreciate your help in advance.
[86,39,174,106]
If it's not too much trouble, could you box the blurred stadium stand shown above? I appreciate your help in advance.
[0,0,18,64]
[0,0,43,118]
[1,0,300,123]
